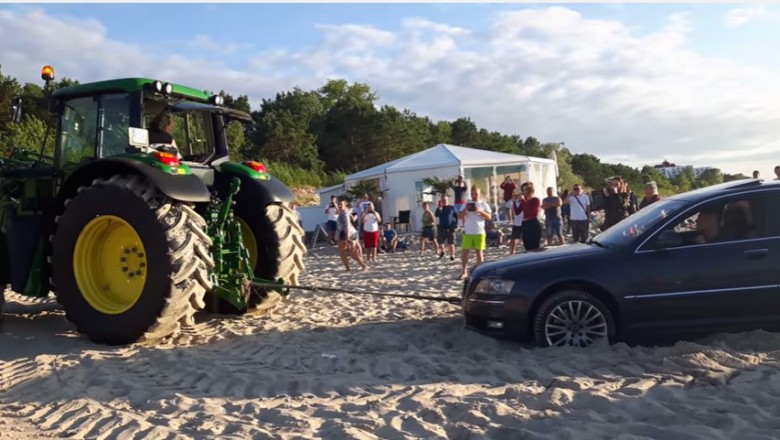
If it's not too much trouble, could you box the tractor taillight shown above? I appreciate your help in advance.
[154,151,180,167]
[41,65,55,81]
[244,161,267,174]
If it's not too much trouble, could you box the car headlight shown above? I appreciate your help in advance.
[474,279,515,295]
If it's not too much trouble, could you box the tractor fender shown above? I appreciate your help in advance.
[58,158,211,206]
[214,169,295,206]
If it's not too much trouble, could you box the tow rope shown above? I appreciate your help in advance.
[250,280,463,306]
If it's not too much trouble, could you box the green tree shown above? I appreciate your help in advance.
[422,176,454,198]
[449,117,479,147]
[316,80,379,172]
[694,168,723,188]
[247,87,325,170]
[570,153,610,190]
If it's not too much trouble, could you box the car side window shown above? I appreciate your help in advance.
[765,190,780,237]
[653,194,767,248]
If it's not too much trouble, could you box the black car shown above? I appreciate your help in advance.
[463,179,780,347]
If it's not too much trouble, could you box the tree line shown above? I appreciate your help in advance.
[0,65,746,194]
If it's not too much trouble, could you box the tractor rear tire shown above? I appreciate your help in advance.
[50,175,214,345]
[205,202,305,314]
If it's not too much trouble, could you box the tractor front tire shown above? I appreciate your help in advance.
[51,175,214,345]
[205,201,305,314]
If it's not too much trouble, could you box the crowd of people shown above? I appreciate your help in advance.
[323,165,780,275]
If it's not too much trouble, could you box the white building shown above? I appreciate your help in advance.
[654,160,713,179]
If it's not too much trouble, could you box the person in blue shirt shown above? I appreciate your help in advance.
[434,194,459,260]
[382,223,399,252]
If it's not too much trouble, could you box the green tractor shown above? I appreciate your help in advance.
[0,65,306,345]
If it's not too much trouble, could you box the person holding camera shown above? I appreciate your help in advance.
[451,175,468,211]
[361,202,382,262]
[601,177,631,230]
[499,175,517,220]
[457,186,492,280]
[324,195,339,244]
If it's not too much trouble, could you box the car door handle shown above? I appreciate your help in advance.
[743,249,769,259]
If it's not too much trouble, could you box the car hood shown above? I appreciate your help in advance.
[471,243,604,278]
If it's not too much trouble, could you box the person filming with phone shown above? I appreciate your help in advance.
[457,186,492,280]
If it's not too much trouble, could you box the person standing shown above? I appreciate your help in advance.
[564,184,591,243]
[774,165,780,180]
[435,194,458,261]
[451,175,468,211]
[361,202,382,262]
[601,177,630,230]
[337,200,367,271]
[638,181,661,210]
[506,188,525,254]
[458,186,492,280]
[419,201,438,255]
[324,195,339,244]
[499,175,517,221]
[560,189,571,234]
[542,187,564,246]
[517,182,542,251]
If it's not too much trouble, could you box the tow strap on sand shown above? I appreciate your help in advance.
[249,281,463,306]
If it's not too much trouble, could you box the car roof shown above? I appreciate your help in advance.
[668,179,780,203]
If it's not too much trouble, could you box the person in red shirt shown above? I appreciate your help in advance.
[514,182,542,251]
[499,175,517,220]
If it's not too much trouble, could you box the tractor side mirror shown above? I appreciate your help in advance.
[10,97,22,123]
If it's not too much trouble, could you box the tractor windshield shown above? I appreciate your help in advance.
[143,99,216,163]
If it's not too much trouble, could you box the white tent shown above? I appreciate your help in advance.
[344,144,558,231]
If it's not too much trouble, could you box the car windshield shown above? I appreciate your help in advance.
[593,199,688,248]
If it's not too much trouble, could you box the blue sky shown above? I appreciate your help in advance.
[2,3,779,176]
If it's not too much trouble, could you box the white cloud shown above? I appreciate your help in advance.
[724,4,768,28]
[2,6,780,175]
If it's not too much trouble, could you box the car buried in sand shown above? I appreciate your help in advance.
[462,179,780,347]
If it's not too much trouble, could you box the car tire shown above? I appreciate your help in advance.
[533,290,616,348]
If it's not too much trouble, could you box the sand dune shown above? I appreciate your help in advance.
[1,244,780,439]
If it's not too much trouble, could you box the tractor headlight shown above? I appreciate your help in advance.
[163,83,173,94]
[211,94,225,105]
[154,80,163,92]
[474,279,515,295]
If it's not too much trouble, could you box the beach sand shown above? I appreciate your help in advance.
[1,243,780,439]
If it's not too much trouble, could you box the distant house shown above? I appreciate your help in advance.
[654,159,712,179]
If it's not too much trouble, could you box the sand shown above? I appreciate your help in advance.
[1,243,780,439]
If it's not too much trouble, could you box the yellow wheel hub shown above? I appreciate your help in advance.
[73,215,147,315]
[237,216,258,270]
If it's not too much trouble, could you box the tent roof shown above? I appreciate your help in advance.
[345,144,555,181]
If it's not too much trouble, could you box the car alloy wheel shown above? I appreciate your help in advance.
[533,290,616,348]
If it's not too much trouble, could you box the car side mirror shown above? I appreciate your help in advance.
[653,230,683,249]
[10,97,22,123]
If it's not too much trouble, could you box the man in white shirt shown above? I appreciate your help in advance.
[563,184,591,243]
[324,195,339,244]
[458,186,492,279]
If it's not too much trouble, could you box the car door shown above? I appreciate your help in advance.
[624,191,778,333]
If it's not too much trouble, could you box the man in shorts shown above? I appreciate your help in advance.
[457,186,492,279]
[435,194,458,261]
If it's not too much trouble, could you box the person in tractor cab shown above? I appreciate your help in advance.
[148,113,178,148]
